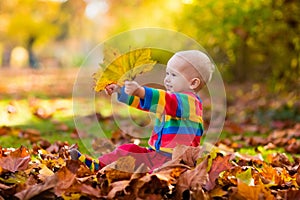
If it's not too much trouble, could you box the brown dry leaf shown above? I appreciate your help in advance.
[58,181,101,199]
[79,183,102,198]
[209,186,228,199]
[190,185,210,200]
[20,128,41,143]
[176,157,209,199]
[33,106,54,120]
[0,182,15,190]
[172,145,202,167]
[285,138,300,154]
[224,121,244,134]
[14,175,58,200]
[123,163,150,196]
[296,165,300,186]
[217,166,243,187]
[0,126,16,136]
[70,128,81,139]
[277,189,300,200]
[55,123,69,132]
[136,174,170,199]
[267,152,291,168]
[101,156,136,184]
[0,146,30,172]
[246,136,269,146]
[235,152,264,167]
[54,165,76,196]
[68,160,93,178]
[65,159,82,174]
[45,142,63,154]
[205,154,233,191]
[154,164,189,185]
[107,180,131,199]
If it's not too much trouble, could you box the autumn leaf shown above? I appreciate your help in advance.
[14,175,58,200]
[38,164,54,182]
[54,166,76,196]
[93,46,156,92]
[107,180,131,199]
[100,156,136,184]
[296,165,300,186]
[0,146,30,172]
[236,167,254,186]
[171,145,202,167]
[231,180,275,200]
[176,157,209,199]
[209,187,228,199]
[136,174,171,199]
[20,128,41,144]
[205,154,233,191]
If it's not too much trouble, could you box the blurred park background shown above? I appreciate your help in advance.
[0,0,299,153]
[1,0,299,89]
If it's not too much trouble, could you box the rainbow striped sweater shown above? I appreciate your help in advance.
[118,86,204,154]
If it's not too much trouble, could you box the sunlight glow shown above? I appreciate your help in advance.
[39,0,68,2]
[85,0,109,19]
[182,0,194,4]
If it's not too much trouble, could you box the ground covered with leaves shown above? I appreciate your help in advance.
[1,130,300,200]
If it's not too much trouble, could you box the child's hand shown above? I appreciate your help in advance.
[105,84,120,96]
[124,81,145,98]
[124,81,140,95]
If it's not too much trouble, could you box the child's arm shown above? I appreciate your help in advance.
[113,81,201,120]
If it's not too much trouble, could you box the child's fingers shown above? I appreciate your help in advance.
[105,84,114,95]
[105,88,111,95]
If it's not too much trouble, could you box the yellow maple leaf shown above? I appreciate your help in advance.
[93,46,156,92]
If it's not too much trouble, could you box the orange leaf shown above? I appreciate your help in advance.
[233,180,275,200]
[54,166,76,196]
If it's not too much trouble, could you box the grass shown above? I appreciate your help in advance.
[0,94,151,156]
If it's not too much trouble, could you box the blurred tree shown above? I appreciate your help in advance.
[175,0,300,91]
[0,0,87,68]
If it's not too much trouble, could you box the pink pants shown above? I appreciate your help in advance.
[98,144,171,171]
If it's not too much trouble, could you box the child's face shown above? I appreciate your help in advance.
[164,55,198,93]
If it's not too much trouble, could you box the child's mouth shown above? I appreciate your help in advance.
[165,85,172,91]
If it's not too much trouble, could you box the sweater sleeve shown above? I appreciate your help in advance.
[117,86,141,108]
[118,86,202,119]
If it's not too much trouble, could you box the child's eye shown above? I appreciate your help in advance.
[171,73,176,77]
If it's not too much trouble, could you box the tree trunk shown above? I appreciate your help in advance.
[27,36,39,68]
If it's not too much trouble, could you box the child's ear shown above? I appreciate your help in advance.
[189,78,201,90]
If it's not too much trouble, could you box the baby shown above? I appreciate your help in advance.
[71,50,215,172]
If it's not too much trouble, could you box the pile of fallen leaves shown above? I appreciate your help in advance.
[1,137,300,200]
[219,123,300,154]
